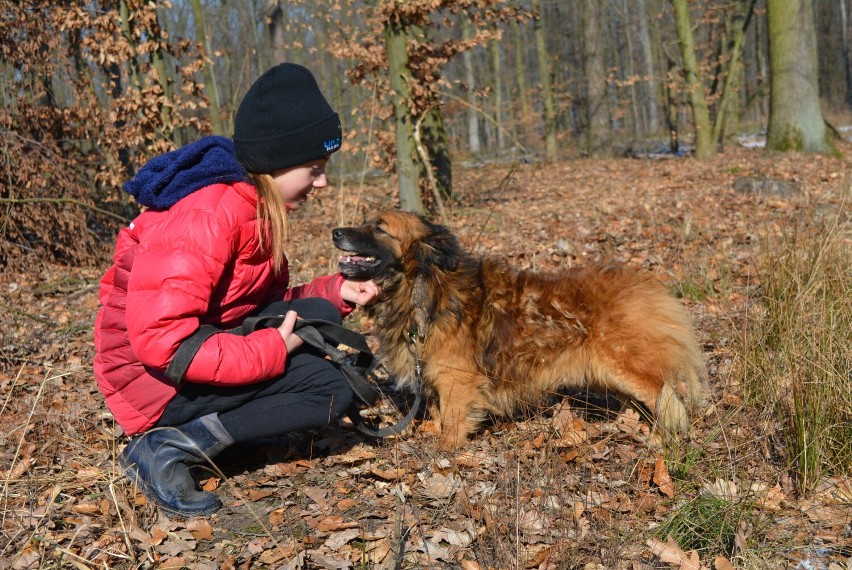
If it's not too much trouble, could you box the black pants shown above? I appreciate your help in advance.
[155,298,354,444]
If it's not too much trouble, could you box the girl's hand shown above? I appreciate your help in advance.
[340,279,380,306]
[277,310,303,353]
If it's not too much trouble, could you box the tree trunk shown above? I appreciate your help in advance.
[386,18,424,213]
[582,0,610,157]
[532,0,558,161]
[264,1,288,66]
[460,16,481,155]
[766,0,833,153]
[671,0,715,158]
[842,0,852,105]
[636,0,660,135]
[420,106,453,200]
[490,38,505,150]
[118,0,142,92]
[512,18,531,147]
[712,0,755,147]
[190,0,224,136]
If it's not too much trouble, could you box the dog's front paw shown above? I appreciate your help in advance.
[418,419,442,436]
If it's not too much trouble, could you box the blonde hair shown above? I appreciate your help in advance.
[249,172,289,273]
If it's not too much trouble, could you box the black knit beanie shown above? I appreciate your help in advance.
[233,63,342,173]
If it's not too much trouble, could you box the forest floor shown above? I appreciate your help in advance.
[1,146,850,569]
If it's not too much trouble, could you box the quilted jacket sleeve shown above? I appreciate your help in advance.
[283,273,355,316]
[125,208,287,385]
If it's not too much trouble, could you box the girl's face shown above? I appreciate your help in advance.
[271,158,329,210]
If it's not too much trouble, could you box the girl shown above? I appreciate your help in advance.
[94,63,379,517]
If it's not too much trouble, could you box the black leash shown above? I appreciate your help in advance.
[164,316,422,438]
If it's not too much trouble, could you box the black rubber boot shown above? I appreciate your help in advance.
[119,414,233,517]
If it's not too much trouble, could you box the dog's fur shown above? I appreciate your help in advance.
[333,211,706,449]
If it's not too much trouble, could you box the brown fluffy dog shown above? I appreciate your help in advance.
[333,211,706,449]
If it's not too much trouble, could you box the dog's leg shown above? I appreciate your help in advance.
[432,375,484,450]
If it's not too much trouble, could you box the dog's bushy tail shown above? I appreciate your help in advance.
[655,336,707,435]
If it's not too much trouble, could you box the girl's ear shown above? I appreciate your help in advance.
[415,218,460,272]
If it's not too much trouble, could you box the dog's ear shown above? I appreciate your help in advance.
[416,218,461,272]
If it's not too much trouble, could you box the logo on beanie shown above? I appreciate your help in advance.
[323,137,341,154]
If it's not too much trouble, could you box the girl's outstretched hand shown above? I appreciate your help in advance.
[340,279,380,306]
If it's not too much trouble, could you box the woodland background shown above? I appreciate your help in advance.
[1,1,850,569]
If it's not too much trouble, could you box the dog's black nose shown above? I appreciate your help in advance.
[332,228,343,240]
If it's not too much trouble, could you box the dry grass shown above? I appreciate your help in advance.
[734,202,852,493]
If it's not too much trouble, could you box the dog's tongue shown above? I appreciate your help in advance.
[341,255,367,262]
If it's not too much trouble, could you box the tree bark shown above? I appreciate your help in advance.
[766,0,833,153]
[490,38,505,150]
[636,0,660,135]
[420,106,452,200]
[671,0,715,158]
[532,0,558,161]
[460,16,481,155]
[712,0,755,147]
[511,18,532,147]
[386,18,424,213]
[190,0,224,136]
[582,0,610,157]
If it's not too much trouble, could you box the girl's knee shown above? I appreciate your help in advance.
[299,298,342,324]
[258,298,342,324]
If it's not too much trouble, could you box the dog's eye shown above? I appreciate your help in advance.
[374,225,388,235]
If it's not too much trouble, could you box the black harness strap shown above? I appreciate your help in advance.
[165,324,222,384]
[164,315,420,438]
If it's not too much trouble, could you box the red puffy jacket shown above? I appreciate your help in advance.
[93,181,352,435]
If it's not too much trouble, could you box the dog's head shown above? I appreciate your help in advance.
[332,210,461,281]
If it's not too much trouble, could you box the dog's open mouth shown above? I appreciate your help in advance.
[338,253,381,272]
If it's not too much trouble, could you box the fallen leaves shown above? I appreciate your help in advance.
[2,149,851,568]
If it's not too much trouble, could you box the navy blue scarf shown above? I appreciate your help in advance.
[125,136,250,209]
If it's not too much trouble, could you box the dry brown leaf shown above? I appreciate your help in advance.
[713,555,735,570]
[646,536,705,570]
[370,466,406,480]
[316,515,359,532]
[71,502,102,515]
[460,560,482,570]
[336,498,359,511]
[419,472,461,500]
[302,486,328,509]
[454,451,488,468]
[150,527,168,546]
[268,507,287,527]
[616,408,647,436]
[5,457,33,481]
[551,401,576,434]
[324,528,361,550]
[247,488,274,501]
[74,467,102,482]
[186,519,213,540]
[653,456,675,498]
[200,477,219,492]
[335,445,377,464]
[753,483,785,510]
[365,537,392,563]
[258,546,293,565]
[701,479,737,500]
[157,556,189,569]
[524,544,552,568]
